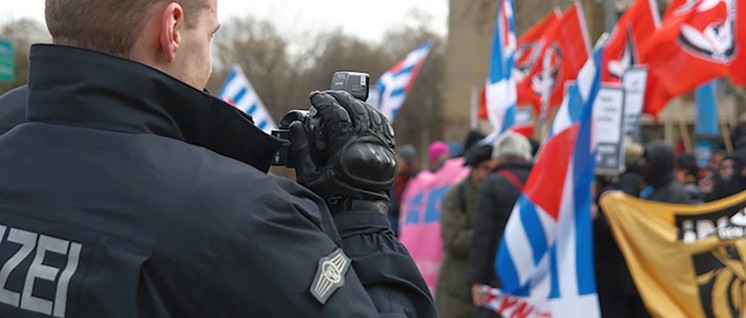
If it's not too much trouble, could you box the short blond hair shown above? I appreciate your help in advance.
[45,0,209,57]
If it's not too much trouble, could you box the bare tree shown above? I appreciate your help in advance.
[379,15,447,156]
[207,17,298,120]
[205,14,447,173]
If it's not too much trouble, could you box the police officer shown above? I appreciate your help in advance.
[0,0,436,317]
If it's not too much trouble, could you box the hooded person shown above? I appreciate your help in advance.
[594,141,650,318]
[468,131,533,318]
[639,143,699,204]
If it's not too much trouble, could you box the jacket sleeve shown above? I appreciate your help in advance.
[440,182,472,260]
[469,177,500,285]
[215,175,437,318]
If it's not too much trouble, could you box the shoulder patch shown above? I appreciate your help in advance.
[310,248,351,304]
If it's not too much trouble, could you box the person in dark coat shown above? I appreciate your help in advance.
[468,131,533,318]
[676,153,704,202]
[618,141,646,197]
[0,0,436,317]
[436,144,495,318]
[594,142,649,318]
[640,142,699,204]
[0,85,27,135]
[389,144,419,236]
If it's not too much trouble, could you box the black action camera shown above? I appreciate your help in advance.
[271,71,370,167]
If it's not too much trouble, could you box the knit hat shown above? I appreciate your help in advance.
[492,131,532,161]
[428,141,450,167]
[397,144,417,164]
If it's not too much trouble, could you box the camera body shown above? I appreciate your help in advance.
[271,71,370,167]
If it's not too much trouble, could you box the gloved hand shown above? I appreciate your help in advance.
[289,90,397,205]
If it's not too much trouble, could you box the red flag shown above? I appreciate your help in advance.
[668,0,746,88]
[641,0,734,116]
[731,0,746,86]
[517,3,591,111]
[515,10,562,106]
[663,0,689,18]
[601,0,661,84]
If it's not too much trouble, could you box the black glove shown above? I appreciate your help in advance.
[289,90,397,205]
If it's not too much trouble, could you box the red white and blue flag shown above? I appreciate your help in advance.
[218,65,277,134]
[484,0,518,142]
[368,40,432,121]
[484,42,605,318]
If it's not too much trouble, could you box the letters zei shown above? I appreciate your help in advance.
[0,225,81,317]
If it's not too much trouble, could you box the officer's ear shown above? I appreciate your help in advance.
[159,3,184,63]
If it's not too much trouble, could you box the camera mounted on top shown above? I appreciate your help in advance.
[271,71,370,167]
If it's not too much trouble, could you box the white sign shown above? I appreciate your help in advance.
[514,107,534,127]
[593,86,626,175]
[621,67,648,141]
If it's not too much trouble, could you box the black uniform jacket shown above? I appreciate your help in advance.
[0,85,26,135]
[0,44,435,318]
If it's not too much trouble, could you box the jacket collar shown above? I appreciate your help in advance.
[26,44,283,173]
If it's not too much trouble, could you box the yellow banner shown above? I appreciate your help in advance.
[600,191,746,318]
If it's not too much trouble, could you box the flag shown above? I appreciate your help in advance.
[640,0,736,116]
[515,9,562,100]
[483,0,518,140]
[486,43,605,318]
[218,65,277,134]
[398,158,470,291]
[694,81,720,167]
[480,9,560,137]
[368,40,432,121]
[729,0,746,86]
[601,0,661,84]
[517,2,591,111]
[600,191,746,318]
[667,0,746,88]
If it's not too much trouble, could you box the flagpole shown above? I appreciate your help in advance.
[539,50,552,142]
[470,87,478,130]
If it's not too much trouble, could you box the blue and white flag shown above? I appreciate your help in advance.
[218,65,277,134]
[482,42,606,318]
[368,40,432,121]
[483,0,518,143]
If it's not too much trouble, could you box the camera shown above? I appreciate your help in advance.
[271,71,370,167]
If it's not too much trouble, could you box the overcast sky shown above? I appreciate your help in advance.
[0,0,449,42]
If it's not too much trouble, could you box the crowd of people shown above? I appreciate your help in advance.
[388,123,746,318]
